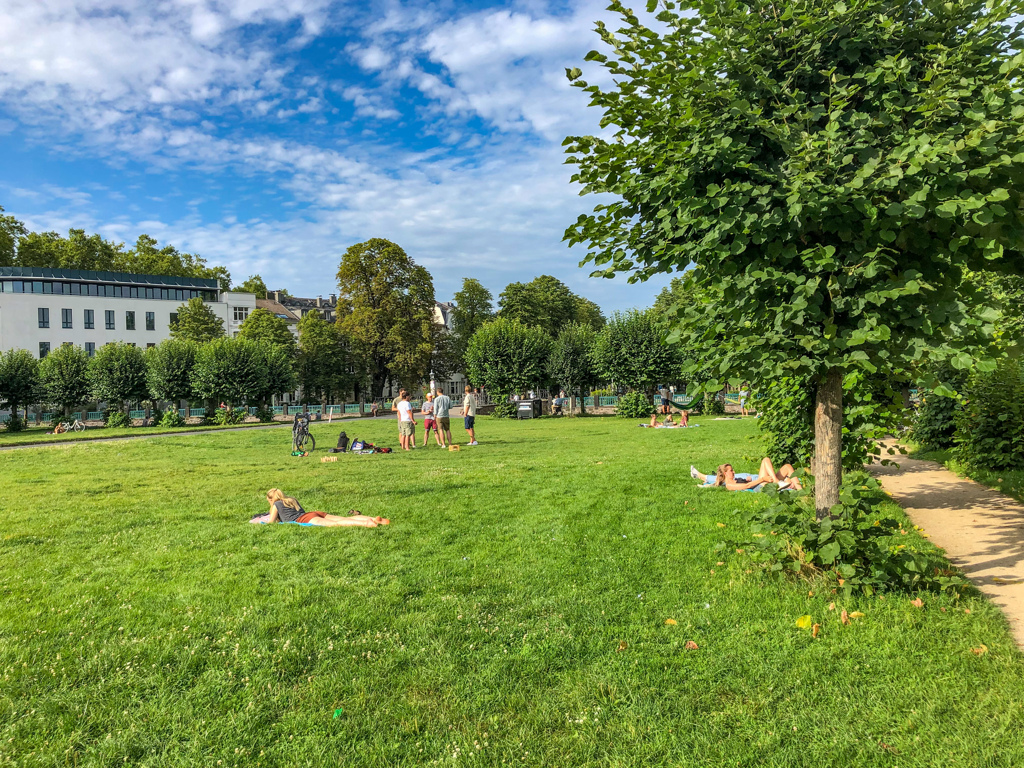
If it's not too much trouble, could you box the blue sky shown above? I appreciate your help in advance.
[0,0,674,311]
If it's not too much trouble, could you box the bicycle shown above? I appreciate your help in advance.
[292,413,315,453]
[55,419,86,434]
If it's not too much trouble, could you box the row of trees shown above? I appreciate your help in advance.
[464,308,680,416]
[0,337,295,430]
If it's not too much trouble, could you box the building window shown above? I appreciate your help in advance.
[62,308,72,329]
[233,306,249,322]
[85,342,96,358]
[170,312,178,327]
[84,309,94,330]
[38,308,49,328]
[146,311,155,331]
[105,310,115,330]
[146,343,155,349]
[126,311,136,331]
[39,342,50,359]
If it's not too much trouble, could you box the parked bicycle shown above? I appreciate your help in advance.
[54,418,86,434]
[292,412,315,452]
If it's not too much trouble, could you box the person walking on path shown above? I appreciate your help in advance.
[393,389,416,451]
[434,387,453,447]
[463,385,478,446]
[421,392,441,447]
[740,384,750,416]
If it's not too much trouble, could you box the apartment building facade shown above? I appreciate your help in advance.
[0,267,256,358]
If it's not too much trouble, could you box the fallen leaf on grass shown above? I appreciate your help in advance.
[964,609,972,614]
[841,610,850,626]
[971,644,988,656]
[878,742,900,755]
[795,615,812,629]
[911,598,924,608]
[716,561,724,566]
[812,623,821,638]
[716,523,726,528]
[665,619,677,626]
[617,641,628,652]
[807,591,814,597]
[850,611,865,619]
[684,640,699,650]
[828,602,836,611]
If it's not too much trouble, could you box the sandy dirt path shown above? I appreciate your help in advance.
[868,451,1024,648]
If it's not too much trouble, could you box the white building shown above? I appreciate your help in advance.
[0,267,256,358]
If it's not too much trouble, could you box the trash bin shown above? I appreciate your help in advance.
[516,399,541,419]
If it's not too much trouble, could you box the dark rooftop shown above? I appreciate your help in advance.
[0,266,220,289]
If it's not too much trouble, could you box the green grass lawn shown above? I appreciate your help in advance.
[3,416,1023,767]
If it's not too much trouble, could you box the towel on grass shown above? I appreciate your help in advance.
[249,514,315,526]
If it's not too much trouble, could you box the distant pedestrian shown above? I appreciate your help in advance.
[463,385,478,446]
[393,389,416,451]
[433,387,452,447]
[740,385,750,416]
[659,385,671,414]
[421,392,441,447]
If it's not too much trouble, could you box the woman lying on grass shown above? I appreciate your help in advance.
[689,457,803,491]
[264,489,390,527]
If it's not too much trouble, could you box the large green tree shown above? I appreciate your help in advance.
[498,275,602,337]
[235,274,269,299]
[191,338,269,409]
[170,297,226,344]
[593,309,678,395]
[547,322,600,414]
[450,278,495,371]
[335,238,437,397]
[0,349,40,429]
[146,339,198,406]
[565,0,1024,516]
[237,307,296,354]
[297,310,354,407]
[39,344,91,417]
[89,343,150,419]
[465,318,551,402]
[0,206,26,268]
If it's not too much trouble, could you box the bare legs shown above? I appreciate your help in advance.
[758,457,802,489]
[679,410,689,427]
[310,514,390,528]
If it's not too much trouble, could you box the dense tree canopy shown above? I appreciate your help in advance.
[465,318,551,400]
[0,349,39,423]
[39,344,91,416]
[234,274,269,299]
[0,208,231,289]
[450,278,495,372]
[170,297,226,344]
[146,340,199,405]
[297,310,354,406]
[237,308,296,354]
[336,238,437,397]
[547,322,600,413]
[593,309,678,394]
[89,343,149,416]
[498,275,604,336]
[566,0,1024,515]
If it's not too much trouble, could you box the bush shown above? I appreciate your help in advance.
[954,358,1024,470]
[703,392,726,415]
[3,414,26,432]
[912,364,967,450]
[492,399,519,419]
[159,409,186,428]
[590,387,616,398]
[212,406,245,426]
[253,406,275,423]
[725,472,965,597]
[615,390,654,418]
[105,410,130,428]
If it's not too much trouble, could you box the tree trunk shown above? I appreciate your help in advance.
[814,367,843,519]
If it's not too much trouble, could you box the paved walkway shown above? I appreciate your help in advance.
[0,415,382,452]
[868,450,1024,647]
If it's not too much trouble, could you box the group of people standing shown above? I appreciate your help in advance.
[392,385,479,451]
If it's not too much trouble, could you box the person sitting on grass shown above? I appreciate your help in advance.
[689,458,803,491]
[264,489,389,527]
[643,411,689,428]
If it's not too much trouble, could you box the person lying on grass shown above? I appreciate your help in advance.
[643,410,689,428]
[689,457,803,491]
[264,489,390,527]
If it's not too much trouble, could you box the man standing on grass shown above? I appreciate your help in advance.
[463,385,478,446]
[434,387,452,447]
[393,389,416,450]
[659,384,671,415]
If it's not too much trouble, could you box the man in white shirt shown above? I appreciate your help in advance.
[393,389,416,450]
[433,388,452,447]
[463,385,478,445]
